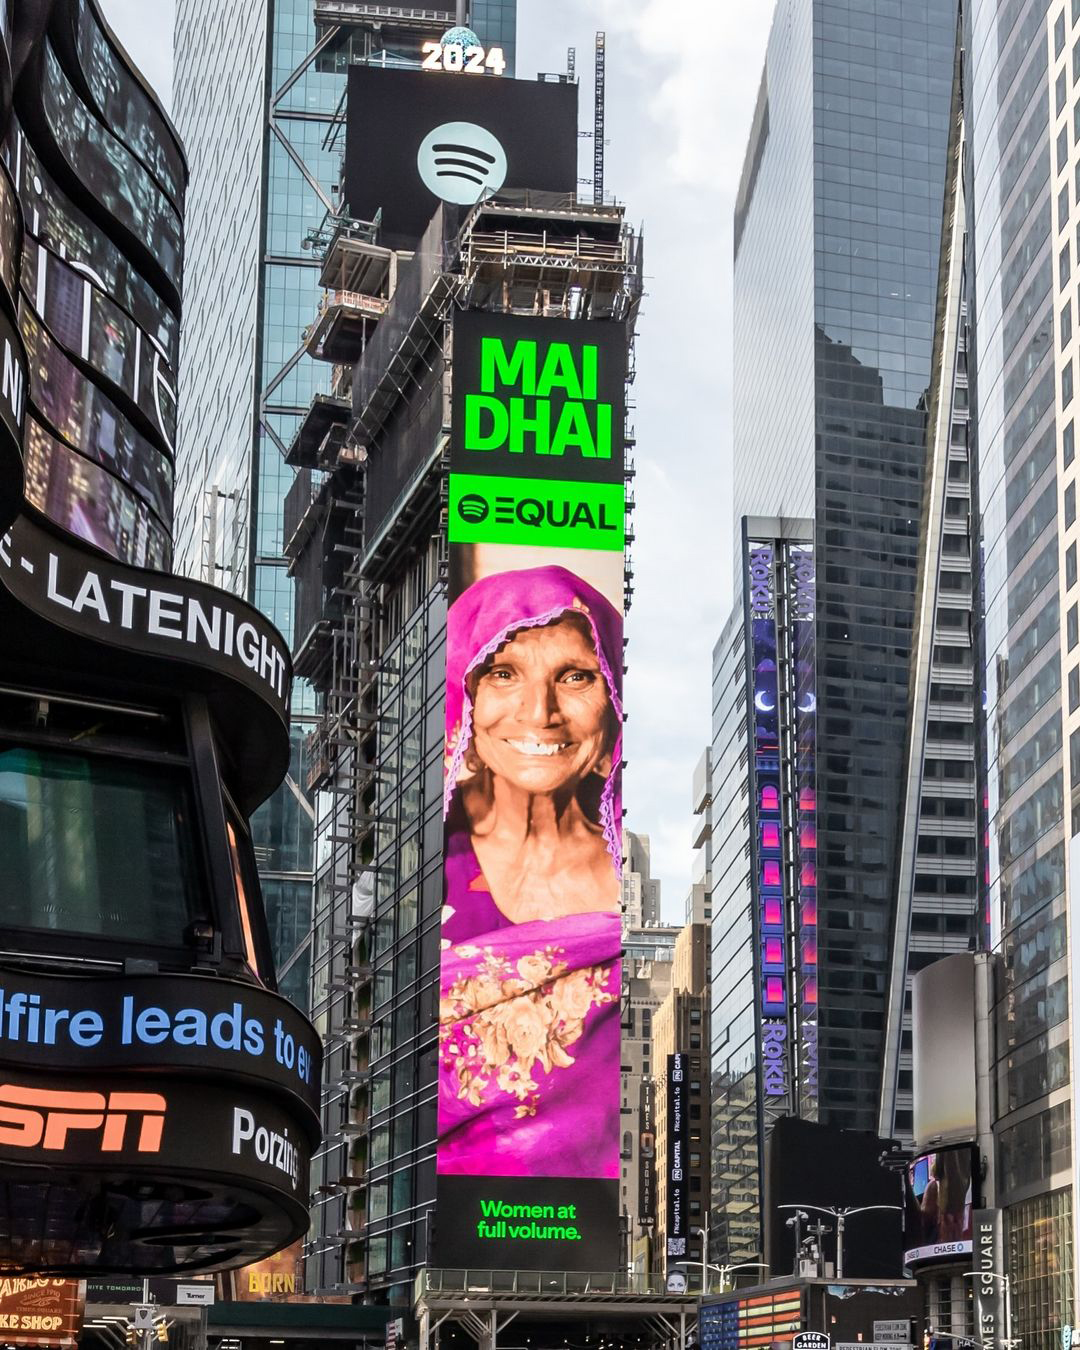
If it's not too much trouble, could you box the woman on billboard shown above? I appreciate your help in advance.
[438,564,622,1179]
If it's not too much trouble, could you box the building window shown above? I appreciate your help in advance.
[1070,667,1080,713]
[1061,70,1070,116]
[1060,125,1071,174]
[1069,543,1078,589]
[1067,421,1077,467]
[1058,11,1068,57]
[0,745,200,944]
[1066,361,1076,408]
[1062,243,1073,288]
[1063,301,1074,347]
[1062,184,1073,230]
[1069,482,1078,528]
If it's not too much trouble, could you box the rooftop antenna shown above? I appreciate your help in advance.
[567,47,576,80]
[594,32,606,205]
[456,0,467,25]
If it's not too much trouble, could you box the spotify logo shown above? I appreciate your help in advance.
[457,494,490,523]
[417,121,508,205]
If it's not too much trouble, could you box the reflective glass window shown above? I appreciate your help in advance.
[0,745,199,942]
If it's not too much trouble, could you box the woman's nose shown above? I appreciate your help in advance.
[517,677,559,724]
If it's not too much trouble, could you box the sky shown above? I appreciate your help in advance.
[98,0,777,922]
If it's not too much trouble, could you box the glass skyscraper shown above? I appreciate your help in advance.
[711,0,973,1260]
[172,3,517,1010]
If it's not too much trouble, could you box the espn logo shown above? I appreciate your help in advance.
[0,1086,166,1153]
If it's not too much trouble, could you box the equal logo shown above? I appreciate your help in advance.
[449,473,624,551]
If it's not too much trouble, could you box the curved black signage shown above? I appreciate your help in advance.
[0,1069,311,1273]
[0,969,321,1129]
[0,514,291,724]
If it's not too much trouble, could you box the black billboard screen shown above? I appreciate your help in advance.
[345,67,578,247]
[764,1117,903,1279]
[666,1053,689,1260]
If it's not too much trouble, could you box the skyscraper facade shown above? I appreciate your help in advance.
[966,0,1076,1338]
[711,0,975,1259]
[171,4,518,1007]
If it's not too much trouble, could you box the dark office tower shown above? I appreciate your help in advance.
[0,0,319,1273]
[172,4,518,1010]
[286,59,640,1298]
[965,1,1076,1343]
[710,0,979,1261]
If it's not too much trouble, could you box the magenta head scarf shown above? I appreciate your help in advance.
[444,564,623,867]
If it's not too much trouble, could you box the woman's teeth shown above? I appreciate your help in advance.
[507,740,569,756]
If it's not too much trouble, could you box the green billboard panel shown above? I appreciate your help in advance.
[448,473,625,551]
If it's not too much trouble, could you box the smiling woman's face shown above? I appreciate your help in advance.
[470,615,613,796]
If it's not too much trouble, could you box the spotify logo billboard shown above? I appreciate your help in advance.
[435,312,627,1272]
[345,66,578,247]
[416,122,508,204]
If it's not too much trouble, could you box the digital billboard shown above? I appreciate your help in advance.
[639,1078,656,1223]
[666,1053,690,1261]
[435,311,626,1270]
[746,543,793,1112]
[345,66,578,247]
[744,532,817,1121]
[789,545,818,1110]
[903,1145,976,1265]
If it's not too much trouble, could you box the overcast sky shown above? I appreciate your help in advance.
[99,0,777,921]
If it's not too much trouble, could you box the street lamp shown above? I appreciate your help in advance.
[962,1270,1015,1350]
[778,1203,902,1280]
[690,1219,709,1292]
[716,1261,770,1293]
[691,1218,769,1293]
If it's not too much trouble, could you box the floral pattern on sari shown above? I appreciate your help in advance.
[440,943,617,1119]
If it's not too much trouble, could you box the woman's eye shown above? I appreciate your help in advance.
[563,670,596,685]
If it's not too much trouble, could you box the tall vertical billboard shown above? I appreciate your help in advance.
[666,1053,690,1262]
[435,311,625,1270]
[745,533,817,1121]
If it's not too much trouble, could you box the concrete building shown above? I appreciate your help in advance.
[621,926,680,1272]
[623,829,662,931]
[653,923,711,1274]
